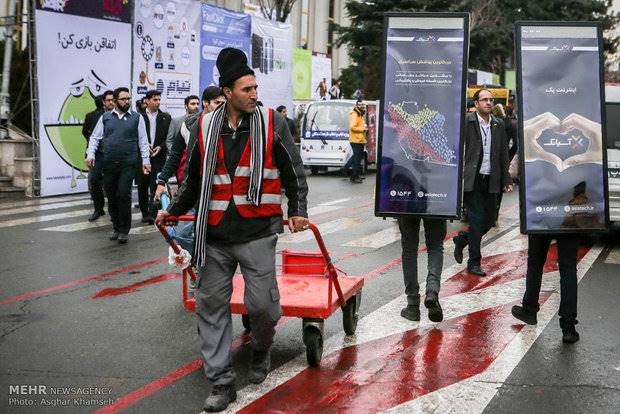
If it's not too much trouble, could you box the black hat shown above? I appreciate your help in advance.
[216,48,255,88]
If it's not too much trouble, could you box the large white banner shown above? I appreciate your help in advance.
[132,0,201,116]
[311,53,332,100]
[35,10,132,196]
[250,16,293,112]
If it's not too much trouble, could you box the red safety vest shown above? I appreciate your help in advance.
[197,108,282,225]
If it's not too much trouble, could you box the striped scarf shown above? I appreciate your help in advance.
[194,103,267,267]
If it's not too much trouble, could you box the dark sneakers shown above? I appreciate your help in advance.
[562,325,580,343]
[88,210,105,222]
[511,305,538,325]
[118,233,129,244]
[248,349,271,384]
[141,215,155,224]
[561,319,580,344]
[424,293,444,322]
[109,231,119,241]
[453,236,466,264]
[467,264,487,276]
[400,305,420,321]
[204,384,237,412]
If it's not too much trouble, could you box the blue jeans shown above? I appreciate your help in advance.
[167,208,195,255]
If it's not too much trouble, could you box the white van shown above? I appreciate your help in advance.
[300,100,379,175]
[605,83,620,228]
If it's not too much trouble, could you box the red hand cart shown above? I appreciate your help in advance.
[156,216,364,366]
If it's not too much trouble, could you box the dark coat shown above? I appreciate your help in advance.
[82,110,104,143]
[463,112,511,194]
[142,110,172,164]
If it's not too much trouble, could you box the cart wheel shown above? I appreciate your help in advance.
[242,314,251,331]
[303,326,323,367]
[342,296,359,335]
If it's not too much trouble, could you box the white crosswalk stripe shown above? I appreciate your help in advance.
[0,208,95,228]
[280,217,364,243]
[0,198,93,217]
[0,193,90,210]
[40,213,144,232]
[344,225,401,248]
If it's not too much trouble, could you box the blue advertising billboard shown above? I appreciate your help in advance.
[375,14,469,218]
[516,23,609,233]
[200,4,251,92]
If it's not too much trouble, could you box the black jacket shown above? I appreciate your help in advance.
[142,110,172,163]
[168,110,308,244]
[463,112,511,194]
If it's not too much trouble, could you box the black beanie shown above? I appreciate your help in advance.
[217,47,255,88]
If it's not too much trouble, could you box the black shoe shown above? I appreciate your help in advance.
[88,210,105,222]
[560,319,580,343]
[248,349,271,384]
[424,293,443,322]
[400,305,420,321]
[453,236,466,264]
[511,305,537,325]
[204,384,237,412]
[467,264,487,276]
[109,231,119,241]
[350,177,363,184]
[141,215,154,224]
[118,233,129,244]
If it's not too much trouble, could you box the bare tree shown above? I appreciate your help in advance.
[257,0,298,22]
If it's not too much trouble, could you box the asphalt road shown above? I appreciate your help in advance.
[0,171,618,414]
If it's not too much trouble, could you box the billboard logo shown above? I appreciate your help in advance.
[417,191,424,197]
[390,190,397,196]
[40,0,68,12]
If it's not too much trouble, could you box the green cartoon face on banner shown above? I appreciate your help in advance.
[44,71,107,174]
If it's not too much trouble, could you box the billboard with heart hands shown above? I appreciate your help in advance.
[516,23,609,233]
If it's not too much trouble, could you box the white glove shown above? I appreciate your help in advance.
[168,247,192,269]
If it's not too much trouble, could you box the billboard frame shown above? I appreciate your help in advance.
[374,12,470,220]
[515,20,609,234]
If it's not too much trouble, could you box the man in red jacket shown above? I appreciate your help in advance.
[157,48,308,412]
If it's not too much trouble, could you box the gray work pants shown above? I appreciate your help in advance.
[397,217,447,306]
[195,234,281,386]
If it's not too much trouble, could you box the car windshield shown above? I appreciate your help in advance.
[305,103,353,133]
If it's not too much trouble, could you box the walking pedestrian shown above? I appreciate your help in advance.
[156,48,308,412]
[85,87,151,244]
[329,80,343,100]
[398,217,446,323]
[83,90,113,221]
[347,98,367,183]
[453,89,512,276]
[137,90,171,223]
[166,95,199,151]
[315,77,327,100]
[276,105,297,140]
[155,87,225,201]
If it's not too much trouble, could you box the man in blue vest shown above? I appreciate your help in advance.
[157,48,308,412]
[86,87,151,244]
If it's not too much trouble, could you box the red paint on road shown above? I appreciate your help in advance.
[238,297,550,414]
[92,274,180,299]
[0,257,166,305]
